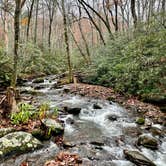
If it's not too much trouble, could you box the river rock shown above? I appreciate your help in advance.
[93,103,102,109]
[0,128,16,138]
[41,118,64,135]
[32,78,44,83]
[136,117,145,125]
[34,85,46,90]
[124,150,156,166]
[137,134,158,150]
[0,131,43,160]
[66,117,75,124]
[51,83,63,89]
[64,106,81,115]
[106,114,119,121]
[150,126,163,136]
[31,128,47,141]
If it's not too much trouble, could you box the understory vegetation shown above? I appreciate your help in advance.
[85,21,166,99]
[0,17,165,100]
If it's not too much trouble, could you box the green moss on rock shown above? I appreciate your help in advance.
[0,131,43,160]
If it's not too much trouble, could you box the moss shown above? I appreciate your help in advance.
[0,132,43,160]
[136,117,145,125]
[0,128,16,138]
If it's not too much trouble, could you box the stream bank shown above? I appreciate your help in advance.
[0,75,165,166]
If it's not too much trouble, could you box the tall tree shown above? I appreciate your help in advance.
[131,0,137,28]
[45,0,56,50]
[11,0,26,87]
[26,0,35,41]
[62,0,72,82]
[34,0,39,43]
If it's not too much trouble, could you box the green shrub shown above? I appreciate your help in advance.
[10,103,36,125]
[84,21,166,97]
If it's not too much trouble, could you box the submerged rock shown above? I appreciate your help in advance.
[137,134,158,150]
[64,107,81,115]
[0,131,43,160]
[124,150,156,166]
[0,128,16,138]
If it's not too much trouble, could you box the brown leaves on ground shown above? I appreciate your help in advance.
[44,152,82,166]
[20,162,29,166]
[68,83,114,100]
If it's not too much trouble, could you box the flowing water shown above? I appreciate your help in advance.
[1,76,166,166]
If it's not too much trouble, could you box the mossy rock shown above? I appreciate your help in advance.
[137,134,158,150]
[0,131,43,160]
[0,128,16,138]
[136,117,145,125]
[41,118,64,136]
[124,149,156,166]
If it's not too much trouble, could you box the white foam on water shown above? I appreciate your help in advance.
[142,147,166,166]
[112,160,134,166]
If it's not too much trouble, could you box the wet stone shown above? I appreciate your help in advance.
[124,149,156,166]
[137,134,158,150]
[41,118,64,135]
[0,131,43,161]
[64,106,81,115]
[0,128,16,138]
[93,103,102,109]
[106,114,119,121]
[136,117,145,125]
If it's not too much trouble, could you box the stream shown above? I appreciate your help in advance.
[1,76,166,166]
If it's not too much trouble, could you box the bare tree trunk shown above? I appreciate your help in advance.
[162,0,165,25]
[46,0,56,50]
[131,0,137,28]
[78,5,91,64]
[69,27,89,65]
[114,0,118,31]
[11,2,21,87]
[62,0,72,82]
[42,1,45,49]
[26,0,35,41]
[78,0,114,39]
[34,0,39,43]
[11,0,26,87]
[4,10,9,53]
[78,1,105,45]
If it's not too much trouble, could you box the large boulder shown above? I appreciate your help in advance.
[137,134,158,150]
[0,128,16,138]
[0,131,43,160]
[124,150,156,166]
